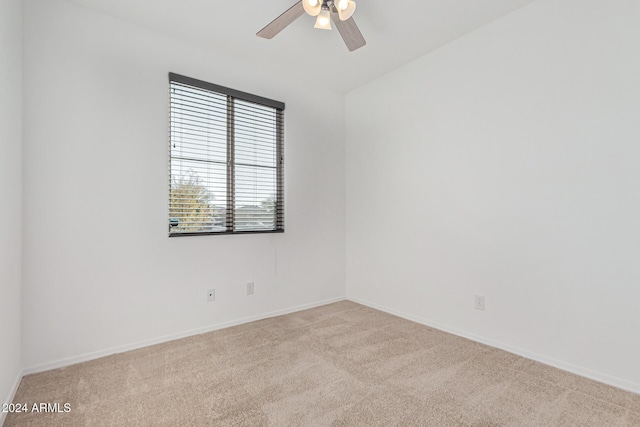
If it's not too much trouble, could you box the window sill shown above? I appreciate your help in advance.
[169,229,284,238]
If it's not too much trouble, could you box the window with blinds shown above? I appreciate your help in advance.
[169,73,284,236]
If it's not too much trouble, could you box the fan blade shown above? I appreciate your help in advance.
[257,2,305,39]
[330,8,366,51]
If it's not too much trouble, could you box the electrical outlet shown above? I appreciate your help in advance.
[246,282,255,296]
[207,289,215,302]
[474,295,485,311]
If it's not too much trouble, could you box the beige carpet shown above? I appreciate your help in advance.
[5,301,640,426]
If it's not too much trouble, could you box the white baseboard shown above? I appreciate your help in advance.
[1,369,24,427]
[347,296,640,395]
[23,296,346,376]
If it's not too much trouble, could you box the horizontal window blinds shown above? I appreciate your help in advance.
[169,73,284,236]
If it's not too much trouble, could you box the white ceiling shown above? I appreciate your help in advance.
[64,0,536,92]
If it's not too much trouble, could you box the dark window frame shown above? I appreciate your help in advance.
[169,73,285,237]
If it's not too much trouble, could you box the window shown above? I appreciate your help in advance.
[169,73,284,236]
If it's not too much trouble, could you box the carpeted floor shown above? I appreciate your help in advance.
[5,301,640,426]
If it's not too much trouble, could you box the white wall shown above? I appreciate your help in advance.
[22,0,345,370]
[0,0,23,413]
[346,0,640,392]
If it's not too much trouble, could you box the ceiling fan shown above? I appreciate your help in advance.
[257,0,366,52]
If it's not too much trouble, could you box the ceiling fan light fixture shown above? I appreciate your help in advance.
[302,0,321,16]
[257,0,366,51]
[314,8,332,30]
[337,0,356,21]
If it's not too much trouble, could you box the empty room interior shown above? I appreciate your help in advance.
[2,0,640,425]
